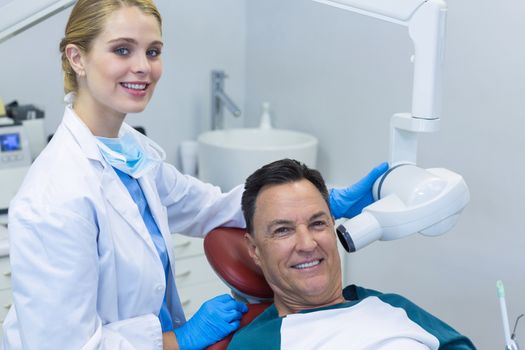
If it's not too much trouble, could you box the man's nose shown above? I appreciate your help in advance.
[295,226,317,251]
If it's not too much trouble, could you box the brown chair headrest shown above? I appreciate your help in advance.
[204,227,273,300]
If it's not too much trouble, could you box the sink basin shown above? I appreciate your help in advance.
[197,128,318,191]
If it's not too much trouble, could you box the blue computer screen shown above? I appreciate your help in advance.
[0,133,21,152]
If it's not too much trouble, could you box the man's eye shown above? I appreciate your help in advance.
[311,221,328,230]
[147,48,161,57]
[114,47,130,56]
[273,227,292,236]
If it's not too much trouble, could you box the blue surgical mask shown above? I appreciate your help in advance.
[96,131,161,178]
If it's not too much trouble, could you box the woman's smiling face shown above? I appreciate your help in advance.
[75,5,163,126]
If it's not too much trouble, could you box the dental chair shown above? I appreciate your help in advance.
[203,227,273,350]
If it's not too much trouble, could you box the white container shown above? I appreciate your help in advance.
[259,102,272,129]
[198,128,318,191]
[179,140,198,177]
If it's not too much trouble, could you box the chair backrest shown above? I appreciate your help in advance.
[204,227,273,301]
[203,227,273,350]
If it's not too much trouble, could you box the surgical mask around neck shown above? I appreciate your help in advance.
[96,131,160,178]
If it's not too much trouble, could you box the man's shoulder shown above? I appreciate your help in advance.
[343,284,477,349]
[343,284,437,322]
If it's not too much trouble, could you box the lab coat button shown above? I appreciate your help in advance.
[154,284,164,294]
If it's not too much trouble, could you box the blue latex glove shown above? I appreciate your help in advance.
[174,294,248,350]
[329,162,389,219]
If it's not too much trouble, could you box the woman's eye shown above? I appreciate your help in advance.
[147,48,161,58]
[114,47,130,56]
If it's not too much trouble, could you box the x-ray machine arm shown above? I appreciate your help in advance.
[313,0,470,252]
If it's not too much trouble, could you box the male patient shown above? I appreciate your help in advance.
[228,159,475,350]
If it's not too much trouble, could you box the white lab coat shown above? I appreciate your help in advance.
[2,106,245,350]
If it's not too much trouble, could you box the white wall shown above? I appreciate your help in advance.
[245,0,525,348]
[2,1,524,348]
[0,0,246,166]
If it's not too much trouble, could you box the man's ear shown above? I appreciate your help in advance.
[65,44,86,76]
[244,232,261,267]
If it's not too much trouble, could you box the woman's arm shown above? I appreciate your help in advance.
[155,163,246,236]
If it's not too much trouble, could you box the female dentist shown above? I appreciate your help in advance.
[2,0,387,349]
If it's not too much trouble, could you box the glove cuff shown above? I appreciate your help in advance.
[173,325,194,350]
[328,188,342,219]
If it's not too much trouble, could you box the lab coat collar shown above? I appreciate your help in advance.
[61,105,166,259]
[62,105,104,163]
[61,105,167,167]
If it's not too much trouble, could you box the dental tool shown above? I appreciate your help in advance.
[312,0,469,252]
[497,280,520,350]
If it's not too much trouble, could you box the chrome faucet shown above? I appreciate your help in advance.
[211,70,241,130]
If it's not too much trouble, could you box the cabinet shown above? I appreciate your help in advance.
[0,256,12,325]
[0,222,11,332]
[171,234,231,317]
[0,243,11,343]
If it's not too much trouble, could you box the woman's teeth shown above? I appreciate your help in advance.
[121,83,146,90]
[293,260,321,269]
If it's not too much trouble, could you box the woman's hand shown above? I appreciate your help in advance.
[329,162,389,219]
[173,294,247,350]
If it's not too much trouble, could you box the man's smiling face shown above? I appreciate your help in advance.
[246,179,343,315]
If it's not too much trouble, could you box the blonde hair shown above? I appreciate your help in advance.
[59,0,162,94]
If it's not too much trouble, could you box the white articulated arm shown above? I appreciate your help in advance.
[313,0,447,165]
[312,0,468,252]
[313,0,447,121]
[0,0,75,44]
[312,0,428,24]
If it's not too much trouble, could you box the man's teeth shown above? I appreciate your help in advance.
[122,83,146,90]
[294,260,321,269]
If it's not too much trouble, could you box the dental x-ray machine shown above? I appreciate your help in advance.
[313,0,470,252]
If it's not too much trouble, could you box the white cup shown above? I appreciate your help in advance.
[179,140,198,177]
